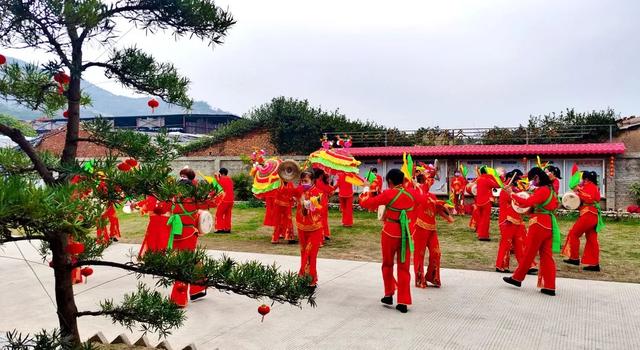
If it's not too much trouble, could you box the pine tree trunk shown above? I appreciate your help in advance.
[50,233,81,346]
[60,43,83,167]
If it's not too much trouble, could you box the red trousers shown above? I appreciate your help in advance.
[412,227,441,288]
[215,202,233,231]
[475,203,491,239]
[496,223,525,271]
[272,205,295,242]
[561,213,600,266]
[298,229,323,285]
[170,231,206,307]
[339,196,353,226]
[512,224,556,290]
[469,205,479,229]
[381,233,412,305]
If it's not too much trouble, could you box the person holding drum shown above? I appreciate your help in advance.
[293,171,325,288]
[313,168,336,242]
[495,169,527,273]
[168,168,222,307]
[503,167,559,296]
[561,171,604,271]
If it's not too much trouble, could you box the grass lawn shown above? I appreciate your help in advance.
[118,207,640,284]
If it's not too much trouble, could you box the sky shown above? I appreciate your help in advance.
[5,0,640,129]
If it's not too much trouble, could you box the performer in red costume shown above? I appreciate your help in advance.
[214,168,234,233]
[169,168,221,308]
[413,174,452,288]
[495,170,526,273]
[271,181,296,243]
[314,168,336,241]
[293,171,325,287]
[359,169,415,313]
[450,170,467,215]
[137,195,171,259]
[337,172,354,227]
[503,167,559,296]
[474,166,500,241]
[561,171,603,271]
[370,167,384,196]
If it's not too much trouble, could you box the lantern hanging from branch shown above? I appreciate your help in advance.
[0,54,6,65]
[147,99,159,113]
[609,156,615,177]
[63,110,69,118]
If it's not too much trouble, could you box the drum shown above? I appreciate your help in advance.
[377,205,386,221]
[562,191,581,210]
[198,210,214,234]
[470,183,477,196]
[492,188,502,197]
[122,204,133,214]
[511,192,531,214]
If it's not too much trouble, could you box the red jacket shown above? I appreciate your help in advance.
[293,184,324,232]
[315,179,335,209]
[274,182,295,207]
[498,190,523,225]
[511,186,558,230]
[575,181,601,216]
[552,178,560,194]
[217,175,234,202]
[337,173,354,197]
[360,186,416,238]
[476,174,499,206]
[451,175,467,194]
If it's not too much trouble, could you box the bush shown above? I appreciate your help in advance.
[630,182,640,205]
[232,172,254,201]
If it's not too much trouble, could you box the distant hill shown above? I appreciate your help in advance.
[1,56,228,120]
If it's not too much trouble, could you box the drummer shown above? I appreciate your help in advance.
[495,169,526,273]
[503,167,559,296]
[561,171,603,271]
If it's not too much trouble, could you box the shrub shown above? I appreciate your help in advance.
[232,172,254,201]
[629,182,640,205]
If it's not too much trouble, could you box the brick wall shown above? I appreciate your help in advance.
[613,128,640,153]
[36,128,113,157]
[185,129,276,157]
[615,153,640,209]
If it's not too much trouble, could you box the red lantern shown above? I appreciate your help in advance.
[0,54,6,65]
[81,267,93,277]
[258,304,270,322]
[125,158,138,167]
[63,110,69,118]
[66,242,85,255]
[377,158,382,164]
[147,99,159,113]
[53,71,70,85]
[117,162,131,172]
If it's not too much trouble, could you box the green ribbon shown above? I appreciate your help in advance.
[166,214,183,249]
[594,202,605,233]
[399,209,414,263]
[536,188,561,253]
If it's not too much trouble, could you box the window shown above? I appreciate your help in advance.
[459,159,492,181]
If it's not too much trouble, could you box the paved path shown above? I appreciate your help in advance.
[1,242,639,349]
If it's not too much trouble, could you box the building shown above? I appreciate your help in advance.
[32,113,239,135]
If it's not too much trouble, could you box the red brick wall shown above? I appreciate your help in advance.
[614,128,640,153]
[36,128,113,157]
[186,129,277,156]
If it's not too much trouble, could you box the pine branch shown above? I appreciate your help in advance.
[0,235,47,244]
[0,123,55,185]
[76,251,316,307]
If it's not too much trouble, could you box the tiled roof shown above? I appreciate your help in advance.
[348,143,626,157]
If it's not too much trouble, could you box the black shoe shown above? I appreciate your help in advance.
[583,265,601,272]
[503,276,521,287]
[380,296,393,305]
[111,237,119,242]
[563,259,580,266]
[190,290,207,301]
[527,268,539,275]
[478,238,491,242]
[395,304,408,313]
[288,240,298,244]
[214,230,224,233]
[495,268,511,273]
[540,289,556,296]
[324,236,331,241]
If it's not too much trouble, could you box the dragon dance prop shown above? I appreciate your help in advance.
[308,134,364,186]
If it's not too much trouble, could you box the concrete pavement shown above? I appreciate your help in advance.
[1,241,639,349]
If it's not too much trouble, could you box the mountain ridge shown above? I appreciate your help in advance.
[1,56,229,120]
